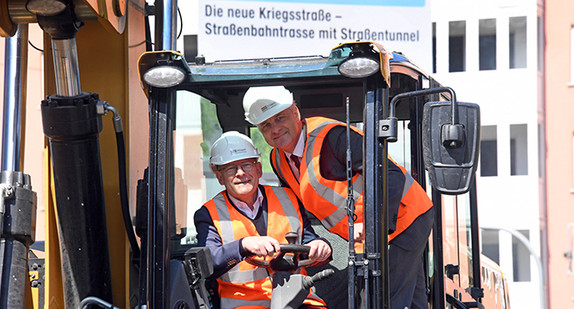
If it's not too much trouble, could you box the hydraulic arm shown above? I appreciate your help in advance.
[37,4,114,307]
[0,21,37,309]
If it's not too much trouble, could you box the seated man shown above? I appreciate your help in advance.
[194,131,332,308]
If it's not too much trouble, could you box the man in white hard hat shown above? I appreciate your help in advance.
[243,86,434,309]
[194,131,332,308]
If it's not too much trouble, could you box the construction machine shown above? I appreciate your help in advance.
[0,0,510,308]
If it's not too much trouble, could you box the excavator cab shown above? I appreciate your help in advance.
[138,41,484,309]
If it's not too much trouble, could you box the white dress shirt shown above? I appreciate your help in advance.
[228,188,264,220]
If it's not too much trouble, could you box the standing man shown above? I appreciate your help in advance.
[194,131,332,308]
[243,86,434,309]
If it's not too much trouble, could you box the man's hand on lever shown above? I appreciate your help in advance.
[307,239,332,262]
[243,236,281,257]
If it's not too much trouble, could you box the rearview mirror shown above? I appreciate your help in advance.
[422,101,480,195]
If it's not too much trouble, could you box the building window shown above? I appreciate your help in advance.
[513,230,531,282]
[449,21,466,72]
[510,124,528,175]
[482,230,500,264]
[479,19,497,70]
[433,22,437,73]
[509,16,527,69]
[183,34,198,62]
[481,126,498,176]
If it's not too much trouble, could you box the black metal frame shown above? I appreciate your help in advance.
[363,78,390,309]
[145,88,177,308]
[379,85,484,309]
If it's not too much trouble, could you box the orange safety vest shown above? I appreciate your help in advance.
[204,185,326,308]
[271,117,433,242]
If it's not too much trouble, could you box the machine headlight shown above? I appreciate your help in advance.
[338,57,380,78]
[143,65,186,88]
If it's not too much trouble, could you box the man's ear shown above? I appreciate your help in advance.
[292,103,301,120]
[256,162,263,179]
[215,172,225,185]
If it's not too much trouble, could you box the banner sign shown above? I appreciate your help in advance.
[198,0,431,71]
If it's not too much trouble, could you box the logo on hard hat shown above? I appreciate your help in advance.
[260,101,278,113]
[231,149,247,155]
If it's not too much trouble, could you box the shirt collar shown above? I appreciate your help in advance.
[227,187,264,220]
[287,124,306,158]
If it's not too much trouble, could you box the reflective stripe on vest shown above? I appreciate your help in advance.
[403,172,415,198]
[271,187,303,240]
[219,264,269,283]
[305,120,363,231]
[211,193,234,243]
[219,296,270,308]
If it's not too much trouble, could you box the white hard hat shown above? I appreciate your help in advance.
[243,86,293,125]
[209,131,261,166]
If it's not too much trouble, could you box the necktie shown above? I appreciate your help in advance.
[290,154,301,171]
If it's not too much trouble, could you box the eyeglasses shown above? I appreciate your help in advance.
[220,161,258,176]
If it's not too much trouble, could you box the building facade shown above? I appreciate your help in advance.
[432,0,543,308]
[544,0,574,308]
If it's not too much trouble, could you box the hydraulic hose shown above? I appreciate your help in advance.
[102,103,141,261]
[115,130,141,260]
